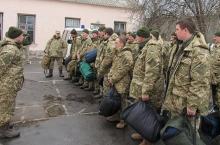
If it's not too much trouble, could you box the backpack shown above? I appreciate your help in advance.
[79,61,95,81]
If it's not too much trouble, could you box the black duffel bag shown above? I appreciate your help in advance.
[199,111,220,144]
[99,87,121,117]
[121,101,166,142]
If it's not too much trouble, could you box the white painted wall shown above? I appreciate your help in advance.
[0,0,134,50]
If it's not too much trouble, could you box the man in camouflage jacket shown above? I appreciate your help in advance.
[0,27,25,139]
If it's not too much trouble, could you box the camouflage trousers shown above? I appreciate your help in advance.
[103,75,111,96]
[49,57,63,69]
[66,59,77,76]
[0,91,17,127]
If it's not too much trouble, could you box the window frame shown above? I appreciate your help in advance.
[114,21,127,33]
[65,17,81,28]
[17,13,36,43]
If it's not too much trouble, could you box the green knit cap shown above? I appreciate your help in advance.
[215,31,220,37]
[136,27,150,38]
[7,26,23,39]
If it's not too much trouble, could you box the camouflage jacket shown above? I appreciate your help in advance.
[0,38,24,92]
[71,37,82,60]
[95,40,108,69]
[129,38,165,108]
[78,37,92,60]
[45,37,67,58]
[211,43,220,105]
[125,42,139,62]
[108,46,134,94]
[163,32,211,115]
[98,33,118,77]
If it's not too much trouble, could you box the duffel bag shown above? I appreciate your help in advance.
[121,101,166,142]
[199,111,220,144]
[99,87,121,117]
[79,61,95,81]
[155,115,205,145]
[85,49,97,63]
[41,54,51,70]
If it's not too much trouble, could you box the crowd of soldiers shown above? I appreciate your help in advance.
[1,17,220,145]
[43,17,220,145]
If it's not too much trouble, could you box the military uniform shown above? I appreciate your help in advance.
[98,33,118,95]
[65,37,82,80]
[125,42,139,62]
[76,36,93,87]
[0,38,24,127]
[45,36,67,77]
[162,32,211,116]
[211,43,220,106]
[129,38,165,109]
[108,45,133,108]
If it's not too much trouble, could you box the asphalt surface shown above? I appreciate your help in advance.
[2,61,139,145]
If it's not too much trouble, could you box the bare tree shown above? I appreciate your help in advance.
[127,0,220,36]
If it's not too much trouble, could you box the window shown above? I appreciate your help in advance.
[65,18,80,28]
[90,23,105,30]
[114,21,126,33]
[18,14,35,43]
[0,13,3,40]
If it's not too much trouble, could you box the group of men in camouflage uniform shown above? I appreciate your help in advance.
[60,18,220,145]
[2,17,220,145]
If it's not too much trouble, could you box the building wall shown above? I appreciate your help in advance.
[0,0,133,50]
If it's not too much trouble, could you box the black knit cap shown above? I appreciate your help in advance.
[215,31,220,37]
[136,27,150,38]
[7,26,23,39]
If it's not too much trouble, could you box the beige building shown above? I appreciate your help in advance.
[0,0,134,50]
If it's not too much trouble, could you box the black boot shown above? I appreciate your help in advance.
[0,124,20,139]
[59,68,64,77]
[46,69,53,78]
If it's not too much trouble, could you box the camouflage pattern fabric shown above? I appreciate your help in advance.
[129,38,165,109]
[108,46,133,94]
[0,38,24,127]
[211,43,220,106]
[45,37,67,58]
[162,32,211,116]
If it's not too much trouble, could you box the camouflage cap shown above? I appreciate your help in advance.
[7,26,23,39]
[136,27,150,38]
[215,31,220,37]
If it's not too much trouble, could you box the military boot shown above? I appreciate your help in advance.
[0,124,20,139]
[139,139,152,145]
[46,69,53,78]
[84,82,94,91]
[63,74,72,80]
[71,77,79,83]
[59,68,64,77]
[131,133,142,140]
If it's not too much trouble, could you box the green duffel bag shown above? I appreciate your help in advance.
[79,61,95,81]
[155,115,205,145]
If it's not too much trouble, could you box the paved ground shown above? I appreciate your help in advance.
[1,60,139,145]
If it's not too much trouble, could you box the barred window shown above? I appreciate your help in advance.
[18,14,35,43]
